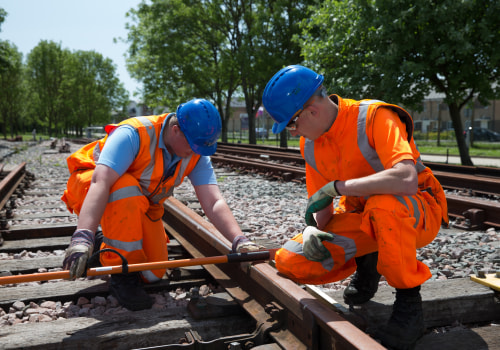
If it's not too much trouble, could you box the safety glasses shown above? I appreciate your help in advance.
[285,111,302,131]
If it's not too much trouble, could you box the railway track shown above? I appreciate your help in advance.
[214,142,500,230]
[0,140,498,350]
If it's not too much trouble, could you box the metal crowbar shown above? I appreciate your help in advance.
[0,250,271,285]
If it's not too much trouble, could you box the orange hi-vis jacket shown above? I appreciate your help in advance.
[61,114,201,282]
[275,95,448,288]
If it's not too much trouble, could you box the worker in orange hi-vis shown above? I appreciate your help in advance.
[262,65,448,350]
[61,99,263,312]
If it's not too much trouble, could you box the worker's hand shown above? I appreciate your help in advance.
[305,181,340,226]
[63,229,95,279]
[232,235,266,253]
[302,226,335,262]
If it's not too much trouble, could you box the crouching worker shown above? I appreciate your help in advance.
[61,98,262,311]
[263,65,448,350]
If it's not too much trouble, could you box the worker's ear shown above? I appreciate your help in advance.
[172,124,182,135]
[306,102,320,118]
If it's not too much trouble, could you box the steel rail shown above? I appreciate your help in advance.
[212,148,500,228]
[163,197,385,350]
[0,163,27,211]
[217,141,500,176]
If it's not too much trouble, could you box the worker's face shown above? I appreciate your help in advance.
[170,125,194,157]
[287,99,324,140]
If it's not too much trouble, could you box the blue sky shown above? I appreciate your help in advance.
[0,0,143,98]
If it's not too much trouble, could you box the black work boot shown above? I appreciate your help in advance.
[343,252,381,305]
[377,286,425,350]
[109,272,153,311]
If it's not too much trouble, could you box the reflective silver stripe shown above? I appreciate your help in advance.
[331,234,357,262]
[416,195,427,229]
[321,257,334,270]
[303,138,318,173]
[150,155,194,203]
[93,142,101,162]
[415,156,426,173]
[412,140,427,174]
[136,116,157,193]
[108,186,143,203]
[358,101,385,172]
[283,240,303,254]
[407,196,420,228]
[103,236,143,252]
[141,270,161,283]
[395,195,419,229]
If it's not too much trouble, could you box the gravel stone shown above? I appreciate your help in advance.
[0,139,498,326]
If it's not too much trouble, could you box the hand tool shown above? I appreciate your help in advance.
[0,251,271,285]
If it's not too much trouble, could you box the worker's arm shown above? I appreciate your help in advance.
[63,164,120,279]
[194,183,263,252]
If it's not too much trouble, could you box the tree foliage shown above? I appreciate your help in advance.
[25,41,67,136]
[299,0,500,165]
[0,41,24,138]
[125,0,316,145]
[62,50,128,136]
[23,41,128,137]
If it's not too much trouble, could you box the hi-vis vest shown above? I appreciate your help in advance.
[301,95,448,224]
[301,95,426,182]
[66,113,200,205]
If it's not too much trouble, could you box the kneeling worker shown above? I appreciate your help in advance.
[61,98,261,311]
[263,65,448,349]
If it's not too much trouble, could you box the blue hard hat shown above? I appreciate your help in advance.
[176,99,221,156]
[262,65,324,134]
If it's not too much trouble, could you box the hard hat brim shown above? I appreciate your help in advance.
[190,142,217,156]
[272,120,289,134]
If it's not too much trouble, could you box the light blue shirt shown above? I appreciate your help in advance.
[96,117,217,186]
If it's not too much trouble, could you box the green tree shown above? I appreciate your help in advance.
[63,50,128,136]
[125,0,315,145]
[0,41,24,138]
[26,41,128,137]
[299,0,500,166]
[0,8,9,71]
[255,0,315,147]
[25,41,67,136]
[126,0,240,141]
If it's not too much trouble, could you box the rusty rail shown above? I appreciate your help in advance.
[163,197,385,349]
[0,163,27,211]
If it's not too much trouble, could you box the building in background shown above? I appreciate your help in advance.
[407,93,499,135]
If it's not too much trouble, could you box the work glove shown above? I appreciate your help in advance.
[62,229,95,279]
[232,235,266,253]
[302,226,335,262]
[305,180,340,227]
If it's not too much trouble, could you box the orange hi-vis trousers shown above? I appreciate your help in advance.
[275,189,443,289]
[62,169,169,283]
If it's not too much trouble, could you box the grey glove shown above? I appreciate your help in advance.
[232,235,265,253]
[302,226,334,262]
[305,181,340,227]
[63,229,95,279]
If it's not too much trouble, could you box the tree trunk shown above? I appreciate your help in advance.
[279,131,288,148]
[449,103,473,166]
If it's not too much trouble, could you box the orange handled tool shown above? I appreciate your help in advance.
[0,251,271,285]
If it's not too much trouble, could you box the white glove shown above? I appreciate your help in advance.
[232,236,265,253]
[302,226,334,262]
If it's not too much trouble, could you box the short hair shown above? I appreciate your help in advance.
[169,115,179,127]
[313,86,327,98]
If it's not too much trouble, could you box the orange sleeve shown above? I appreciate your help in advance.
[371,108,415,169]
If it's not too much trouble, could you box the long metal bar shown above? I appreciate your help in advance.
[0,251,270,285]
